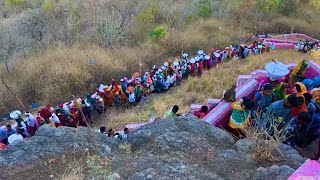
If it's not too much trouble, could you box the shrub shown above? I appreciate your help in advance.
[149,26,166,41]
[196,0,212,18]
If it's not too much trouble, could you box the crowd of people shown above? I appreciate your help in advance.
[1,36,319,160]
[225,60,320,159]
[295,40,319,53]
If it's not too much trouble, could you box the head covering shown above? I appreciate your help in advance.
[295,82,308,96]
[115,92,119,96]
[214,52,220,58]
[190,59,195,64]
[266,61,290,81]
[182,53,188,58]
[263,83,273,91]
[10,110,22,120]
[205,55,210,60]
[173,61,179,66]
[164,62,169,66]
[302,78,314,91]
[198,50,204,55]
[120,79,124,82]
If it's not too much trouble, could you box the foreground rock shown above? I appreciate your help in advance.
[0,116,305,179]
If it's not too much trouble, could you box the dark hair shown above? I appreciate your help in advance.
[201,106,208,112]
[298,112,312,123]
[287,94,299,107]
[242,97,255,110]
[295,84,302,92]
[303,93,313,102]
[17,127,23,134]
[100,126,106,133]
[297,96,305,104]
[263,83,273,91]
[124,127,128,132]
[108,128,113,133]
[172,105,179,113]
[6,124,12,128]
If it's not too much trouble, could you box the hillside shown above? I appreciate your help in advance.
[0,116,306,180]
[1,0,320,113]
[105,50,314,129]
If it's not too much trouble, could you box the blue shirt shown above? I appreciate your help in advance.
[0,128,16,140]
[255,92,275,112]
[261,100,292,127]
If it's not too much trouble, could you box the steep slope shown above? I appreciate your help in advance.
[0,116,305,179]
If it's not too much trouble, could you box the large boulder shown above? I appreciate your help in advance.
[0,116,306,179]
[0,125,119,169]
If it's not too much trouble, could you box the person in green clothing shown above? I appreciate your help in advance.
[85,93,96,111]
[270,76,292,101]
[166,105,180,118]
[134,82,143,103]
[184,65,191,79]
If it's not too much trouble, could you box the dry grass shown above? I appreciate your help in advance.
[106,50,314,129]
[242,115,288,163]
[0,19,242,114]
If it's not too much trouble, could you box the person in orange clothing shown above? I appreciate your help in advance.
[291,96,308,116]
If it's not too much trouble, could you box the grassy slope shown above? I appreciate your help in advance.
[106,50,314,129]
[0,19,240,113]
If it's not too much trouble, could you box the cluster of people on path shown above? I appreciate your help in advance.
[0,37,286,149]
[226,60,320,159]
[295,40,318,53]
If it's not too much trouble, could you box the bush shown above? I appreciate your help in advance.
[149,26,166,41]
[197,0,212,18]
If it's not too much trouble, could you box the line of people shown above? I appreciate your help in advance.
[0,38,275,147]
[226,60,320,159]
[295,40,319,53]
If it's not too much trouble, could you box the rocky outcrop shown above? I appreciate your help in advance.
[0,125,120,169]
[0,116,306,179]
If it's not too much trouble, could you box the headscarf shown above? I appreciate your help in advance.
[295,82,307,97]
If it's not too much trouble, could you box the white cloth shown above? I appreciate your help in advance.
[63,103,71,115]
[8,134,23,144]
[98,84,106,92]
[26,114,36,127]
[120,132,128,140]
[266,61,290,80]
[51,113,61,123]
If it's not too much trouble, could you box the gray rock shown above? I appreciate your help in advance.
[0,125,120,170]
[108,173,121,180]
[236,138,254,153]
[253,165,295,180]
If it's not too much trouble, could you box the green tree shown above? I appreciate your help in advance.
[149,26,166,41]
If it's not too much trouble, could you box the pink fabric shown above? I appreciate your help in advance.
[203,79,259,127]
[289,160,320,179]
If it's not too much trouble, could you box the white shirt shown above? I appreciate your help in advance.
[26,115,36,127]
[51,113,61,123]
